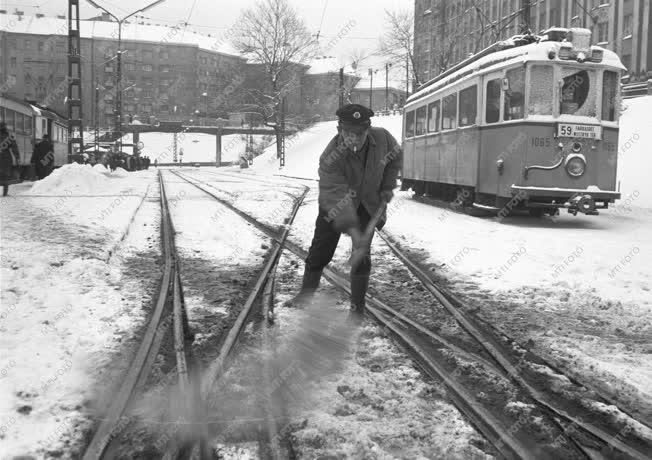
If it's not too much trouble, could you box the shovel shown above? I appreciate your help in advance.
[349,201,387,270]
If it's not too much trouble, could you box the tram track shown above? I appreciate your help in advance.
[83,171,196,460]
[172,171,652,459]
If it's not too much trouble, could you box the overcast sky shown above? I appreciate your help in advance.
[5,0,412,80]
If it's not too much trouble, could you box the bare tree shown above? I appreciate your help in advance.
[379,9,421,91]
[231,0,317,159]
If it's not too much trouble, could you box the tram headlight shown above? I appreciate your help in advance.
[565,154,586,177]
[572,142,582,153]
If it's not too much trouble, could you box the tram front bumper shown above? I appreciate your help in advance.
[510,185,621,215]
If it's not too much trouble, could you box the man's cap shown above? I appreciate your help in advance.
[336,104,374,126]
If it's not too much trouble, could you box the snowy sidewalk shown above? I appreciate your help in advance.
[0,165,161,457]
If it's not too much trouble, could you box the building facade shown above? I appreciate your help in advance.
[414,0,652,84]
[349,80,407,114]
[301,71,361,121]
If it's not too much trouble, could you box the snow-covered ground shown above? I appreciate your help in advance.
[251,114,403,179]
[0,165,160,457]
[250,103,652,415]
[126,132,271,164]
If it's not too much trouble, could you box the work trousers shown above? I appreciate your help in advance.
[304,204,375,277]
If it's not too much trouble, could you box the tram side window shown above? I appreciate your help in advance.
[442,93,457,130]
[415,106,427,135]
[427,100,440,132]
[25,116,32,135]
[602,70,618,121]
[504,67,525,120]
[459,85,477,126]
[486,79,501,123]
[405,110,415,138]
[16,113,24,133]
[528,65,553,115]
[6,109,15,132]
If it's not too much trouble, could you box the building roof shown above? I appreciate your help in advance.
[0,14,241,58]
[306,56,356,76]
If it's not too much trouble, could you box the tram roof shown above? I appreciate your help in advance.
[407,37,624,105]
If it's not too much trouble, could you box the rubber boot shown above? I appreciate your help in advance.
[350,273,369,314]
[286,268,322,307]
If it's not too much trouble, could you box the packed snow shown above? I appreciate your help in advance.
[1,167,158,457]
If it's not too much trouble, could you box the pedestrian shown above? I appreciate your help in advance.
[31,133,55,180]
[292,104,402,313]
[0,122,20,196]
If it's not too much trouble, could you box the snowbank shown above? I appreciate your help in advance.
[21,163,146,196]
[617,95,652,209]
[251,115,403,179]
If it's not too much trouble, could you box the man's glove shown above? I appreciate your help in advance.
[379,189,394,203]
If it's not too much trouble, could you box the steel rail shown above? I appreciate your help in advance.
[376,230,652,460]
[169,173,540,459]
[83,171,176,460]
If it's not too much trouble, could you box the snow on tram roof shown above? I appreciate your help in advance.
[0,15,241,58]
[407,38,624,105]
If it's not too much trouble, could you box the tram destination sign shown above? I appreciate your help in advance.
[557,123,602,139]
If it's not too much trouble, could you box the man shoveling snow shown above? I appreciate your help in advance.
[293,104,402,313]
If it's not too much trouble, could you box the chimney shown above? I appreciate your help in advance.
[0,10,7,14]
[36,13,45,18]
[14,9,24,20]
[57,14,65,19]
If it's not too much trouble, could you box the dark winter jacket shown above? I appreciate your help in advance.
[0,130,19,181]
[318,126,402,231]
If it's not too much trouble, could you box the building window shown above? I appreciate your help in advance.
[142,64,153,72]
[160,50,169,59]
[125,63,137,71]
[458,85,477,126]
[142,50,153,59]
[597,21,608,43]
[160,65,171,72]
[142,104,152,112]
[38,41,44,51]
[442,93,457,130]
[25,39,31,49]
[623,15,633,37]
[10,57,16,68]
[142,90,154,98]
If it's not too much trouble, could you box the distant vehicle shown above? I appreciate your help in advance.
[193,163,200,167]
[402,28,624,217]
[0,95,69,178]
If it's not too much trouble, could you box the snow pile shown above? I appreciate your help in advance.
[111,167,129,178]
[252,115,403,179]
[24,163,111,195]
[617,95,652,209]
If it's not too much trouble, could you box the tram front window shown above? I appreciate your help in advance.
[602,70,619,121]
[528,65,554,115]
[504,67,524,120]
[560,69,597,117]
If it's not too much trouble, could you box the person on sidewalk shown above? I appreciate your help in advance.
[31,133,54,180]
[295,104,402,313]
[0,122,20,196]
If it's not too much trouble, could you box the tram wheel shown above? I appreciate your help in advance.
[528,208,545,218]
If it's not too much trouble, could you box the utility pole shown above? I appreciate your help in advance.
[405,54,410,96]
[94,83,99,154]
[385,63,392,111]
[67,0,85,163]
[339,67,344,109]
[368,68,374,110]
[86,0,166,153]
[279,97,286,167]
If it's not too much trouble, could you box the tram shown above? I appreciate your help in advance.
[0,95,68,178]
[401,28,625,216]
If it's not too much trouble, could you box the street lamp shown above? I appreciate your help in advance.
[368,68,378,111]
[385,62,392,112]
[86,0,167,152]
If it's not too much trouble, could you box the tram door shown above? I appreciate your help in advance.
[477,70,504,199]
